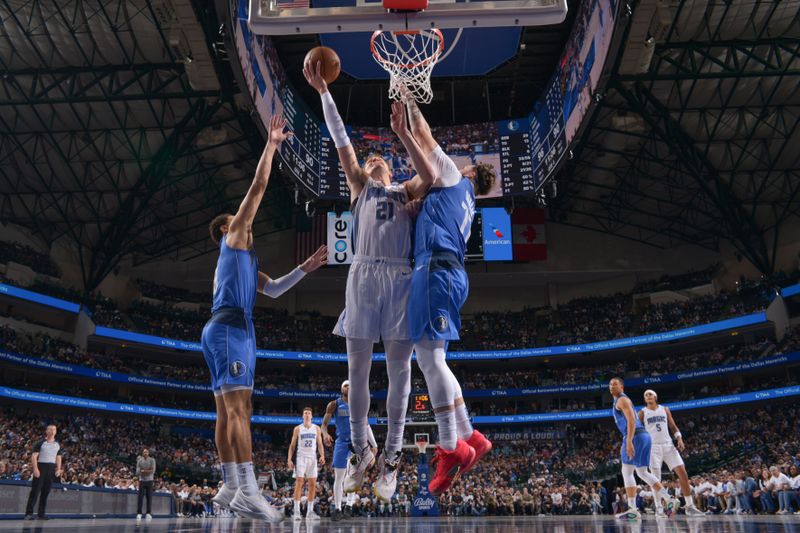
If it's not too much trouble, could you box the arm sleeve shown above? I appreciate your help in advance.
[261,267,306,299]
[321,91,351,149]
[32,441,42,453]
[56,446,63,456]
[428,146,462,188]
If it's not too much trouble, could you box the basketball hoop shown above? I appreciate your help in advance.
[415,439,428,455]
[370,29,444,104]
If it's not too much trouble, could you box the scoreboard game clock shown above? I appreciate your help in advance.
[412,393,433,420]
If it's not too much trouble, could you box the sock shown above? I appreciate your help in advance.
[686,494,694,507]
[434,409,457,451]
[334,468,345,510]
[347,338,374,450]
[236,462,258,497]
[627,497,636,511]
[221,462,238,489]
[294,500,300,510]
[454,402,473,440]
[384,340,413,454]
[346,492,357,507]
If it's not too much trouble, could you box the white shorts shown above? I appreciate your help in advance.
[293,455,318,479]
[650,442,684,473]
[334,256,412,342]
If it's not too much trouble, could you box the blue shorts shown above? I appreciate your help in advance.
[201,310,256,395]
[408,253,468,342]
[333,439,351,469]
[621,431,652,467]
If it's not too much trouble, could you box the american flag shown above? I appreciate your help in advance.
[276,0,310,8]
[295,213,327,264]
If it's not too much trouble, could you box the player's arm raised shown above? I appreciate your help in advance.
[317,427,326,466]
[389,101,435,199]
[287,426,299,470]
[320,400,337,447]
[404,94,437,155]
[303,61,365,202]
[664,406,685,452]
[228,115,292,249]
[617,396,636,459]
[258,245,327,298]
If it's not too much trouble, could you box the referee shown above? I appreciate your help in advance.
[25,424,63,520]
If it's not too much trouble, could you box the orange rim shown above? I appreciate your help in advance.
[370,28,445,69]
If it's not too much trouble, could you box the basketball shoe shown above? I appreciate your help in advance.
[429,439,475,496]
[462,429,492,473]
[374,450,402,502]
[343,444,375,493]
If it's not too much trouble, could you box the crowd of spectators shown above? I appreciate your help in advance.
[135,279,210,304]
[1,404,798,517]
[633,265,719,294]
[0,240,60,278]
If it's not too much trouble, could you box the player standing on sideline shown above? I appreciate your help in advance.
[288,407,326,521]
[639,390,705,516]
[321,380,378,521]
[609,378,680,520]
[303,62,437,496]
[202,115,328,522]
[394,95,496,496]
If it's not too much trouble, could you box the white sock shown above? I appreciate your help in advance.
[454,402,473,440]
[347,338,374,450]
[294,500,300,511]
[346,492,357,506]
[627,497,636,510]
[434,409,457,451]
[384,340,413,454]
[686,494,694,507]
[221,462,238,489]
[236,462,258,497]
[333,467,345,510]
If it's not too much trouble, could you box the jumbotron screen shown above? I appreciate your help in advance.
[232,0,618,201]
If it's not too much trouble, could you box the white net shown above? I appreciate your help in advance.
[370,29,444,104]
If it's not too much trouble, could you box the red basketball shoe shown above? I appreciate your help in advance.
[462,429,493,474]
[429,439,475,496]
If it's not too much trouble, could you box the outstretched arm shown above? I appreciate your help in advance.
[303,61,365,202]
[389,101,435,199]
[404,96,437,155]
[228,115,292,249]
[257,245,327,298]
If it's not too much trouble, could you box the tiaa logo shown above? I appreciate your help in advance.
[413,497,435,510]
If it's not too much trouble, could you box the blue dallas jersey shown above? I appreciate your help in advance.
[211,235,259,316]
[413,178,475,263]
[334,396,350,442]
[612,393,645,437]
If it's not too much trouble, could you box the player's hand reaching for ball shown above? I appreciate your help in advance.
[303,61,328,94]
[626,440,635,460]
[390,100,409,138]
[300,245,328,273]
[268,115,293,147]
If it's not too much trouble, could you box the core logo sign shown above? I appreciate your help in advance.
[327,212,353,265]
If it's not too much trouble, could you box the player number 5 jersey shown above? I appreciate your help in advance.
[296,424,318,459]
[642,405,672,445]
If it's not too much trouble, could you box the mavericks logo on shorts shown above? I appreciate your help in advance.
[434,315,448,333]
[230,360,246,377]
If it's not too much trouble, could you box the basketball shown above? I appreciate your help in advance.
[304,46,341,85]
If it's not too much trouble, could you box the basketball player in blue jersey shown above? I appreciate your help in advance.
[202,115,328,522]
[304,63,438,497]
[393,96,496,496]
[609,378,680,520]
[320,380,377,521]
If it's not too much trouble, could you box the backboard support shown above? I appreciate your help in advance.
[248,0,568,35]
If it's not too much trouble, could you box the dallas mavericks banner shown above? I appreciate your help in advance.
[1,384,798,426]
[0,283,81,313]
[327,211,353,265]
[92,311,769,362]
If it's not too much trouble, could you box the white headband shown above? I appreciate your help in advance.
[644,389,658,399]
[341,380,350,392]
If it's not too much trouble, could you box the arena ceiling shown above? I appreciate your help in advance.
[1,0,799,292]
[549,0,800,275]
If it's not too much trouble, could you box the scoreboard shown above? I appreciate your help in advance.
[235,0,619,203]
[412,393,433,421]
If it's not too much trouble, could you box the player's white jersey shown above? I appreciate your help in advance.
[642,405,672,445]
[351,178,411,259]
[296,423,319,459]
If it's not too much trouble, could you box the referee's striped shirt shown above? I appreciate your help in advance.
[33,440,62,464]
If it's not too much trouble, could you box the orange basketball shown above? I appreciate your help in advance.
[304,46,341,85]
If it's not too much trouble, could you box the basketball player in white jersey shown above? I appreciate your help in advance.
[304,62,438,495]
[287,407,325,521]
[639,390,705,516]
